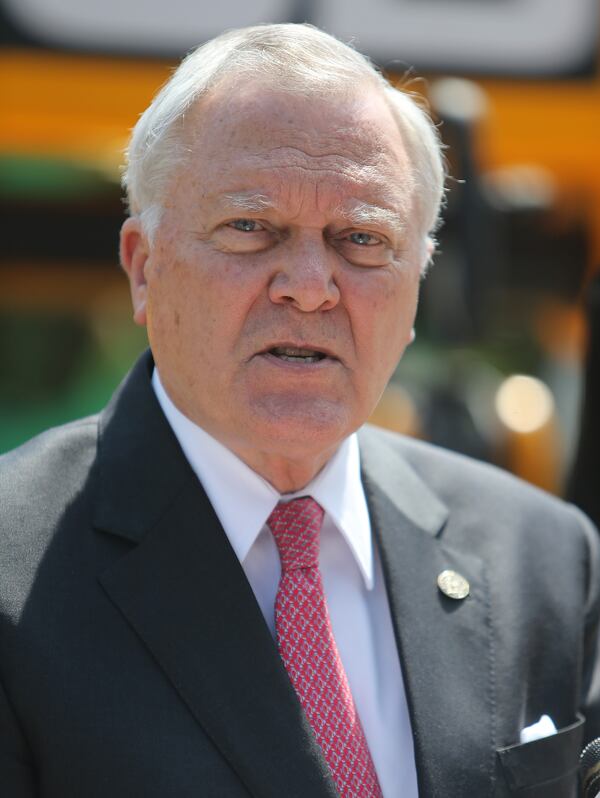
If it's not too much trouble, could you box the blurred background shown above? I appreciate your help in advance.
[1,0,599,520]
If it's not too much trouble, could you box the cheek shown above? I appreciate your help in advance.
[146,244,266,355]
[352,267,420,353]
[144,253,207,364]
[146,260,188,334]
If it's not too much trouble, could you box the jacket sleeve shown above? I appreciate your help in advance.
[578,504,600,747]
[0,671,37,796]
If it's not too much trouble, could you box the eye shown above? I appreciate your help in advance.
[348,231,381,246]
[332,227,394,268]
[228,219,264,233]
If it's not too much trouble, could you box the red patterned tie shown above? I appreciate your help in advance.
[267,497,383,798]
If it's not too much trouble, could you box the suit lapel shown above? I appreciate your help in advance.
[94,354,337,798]
[360,429,496,798]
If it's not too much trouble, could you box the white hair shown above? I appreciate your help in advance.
[122,23,445,242]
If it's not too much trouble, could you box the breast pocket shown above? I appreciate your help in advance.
[497,714,584,797]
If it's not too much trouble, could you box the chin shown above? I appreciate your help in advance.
[245,395,356,456]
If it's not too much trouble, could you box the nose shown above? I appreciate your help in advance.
[268,237,340,312]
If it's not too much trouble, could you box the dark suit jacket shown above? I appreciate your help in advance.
[1,352,600,797]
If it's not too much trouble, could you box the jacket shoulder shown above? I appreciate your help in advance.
[0,416,100,544]
[359,424,594,538]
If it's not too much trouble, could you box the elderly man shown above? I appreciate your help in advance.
[1,23,599,798]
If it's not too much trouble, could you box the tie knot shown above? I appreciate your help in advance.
[267,496,324,572]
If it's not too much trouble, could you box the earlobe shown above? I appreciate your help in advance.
[120,217,150,326]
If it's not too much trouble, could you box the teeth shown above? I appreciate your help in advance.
[270,346,325,363]
[273,347,319,356]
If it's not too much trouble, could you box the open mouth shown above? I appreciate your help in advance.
[267,346,328,364]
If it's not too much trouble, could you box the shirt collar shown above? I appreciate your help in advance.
[152,369,373,589]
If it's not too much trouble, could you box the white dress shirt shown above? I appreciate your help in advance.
[153,370,419,798]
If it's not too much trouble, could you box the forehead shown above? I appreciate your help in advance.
[173,81,414,215]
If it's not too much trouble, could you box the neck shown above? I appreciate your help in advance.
[230,445,339,494]
[152,370,343,493]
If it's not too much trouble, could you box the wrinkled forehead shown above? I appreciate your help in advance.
[179,79,413,192]
[162,78,414,223]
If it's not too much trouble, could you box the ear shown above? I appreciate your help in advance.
[120,216,150,326]
[419,236,436,279]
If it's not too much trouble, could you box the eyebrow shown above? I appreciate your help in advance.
[337,201,405,235]
[223,192,274,212]
[222,192,405,236]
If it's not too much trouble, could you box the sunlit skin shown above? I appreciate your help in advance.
[120,79,429,492]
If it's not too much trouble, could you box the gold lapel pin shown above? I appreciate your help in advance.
[437,569,470,600]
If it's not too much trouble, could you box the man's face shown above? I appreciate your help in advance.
[122,81,427,472]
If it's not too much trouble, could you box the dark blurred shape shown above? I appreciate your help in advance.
[0,310,93,404]
[2,198,122,263]
[427,76,588,345]
[412,78,590,481]
[427,78,494,342]
[483,166,588,302]
[0,155,123,264]
[424,385,490,463]
[568,273,600,526]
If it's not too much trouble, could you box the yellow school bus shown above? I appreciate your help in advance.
[1,0,599,490]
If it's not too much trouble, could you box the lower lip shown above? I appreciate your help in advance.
[257,352,338,372]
